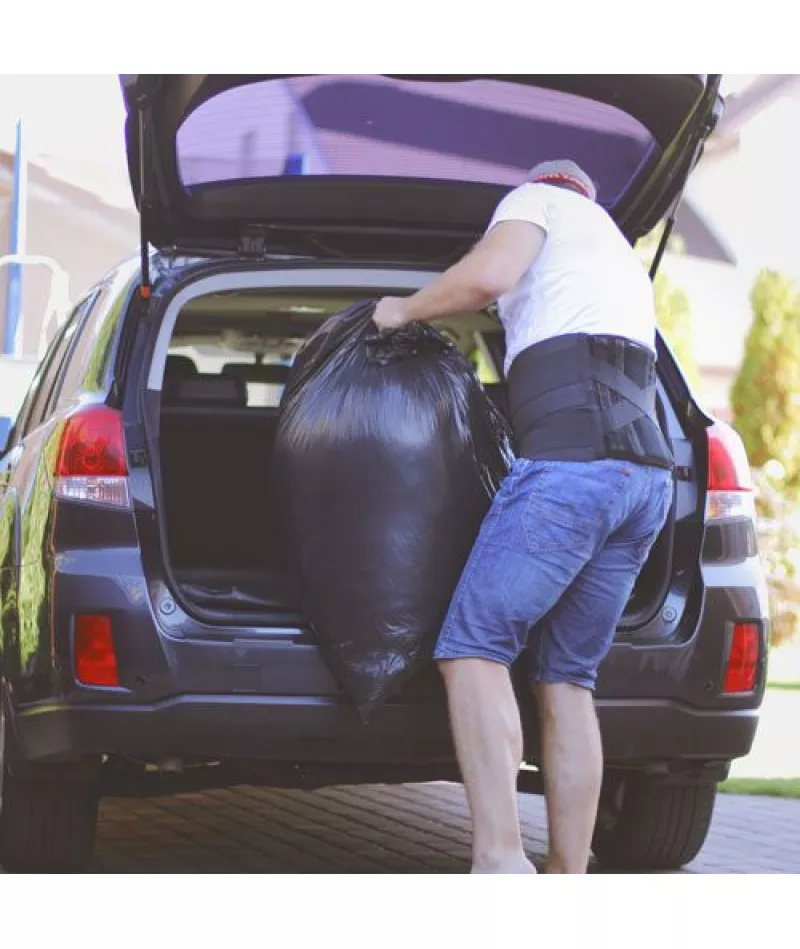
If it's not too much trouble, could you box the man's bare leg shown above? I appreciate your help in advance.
[439,658,536,873]
[533,682,602,873]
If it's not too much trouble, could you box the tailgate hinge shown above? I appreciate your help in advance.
[238,232,269,257]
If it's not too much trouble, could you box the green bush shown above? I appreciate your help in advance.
[637,225,698,385]
[731,270,800,487]
[653,271,699,386]
[752,463,800,647]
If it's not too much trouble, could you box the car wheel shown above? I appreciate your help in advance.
[591,771,717,872]
[0,686,101,873]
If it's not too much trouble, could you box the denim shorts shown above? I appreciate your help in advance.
[433,458,674,690]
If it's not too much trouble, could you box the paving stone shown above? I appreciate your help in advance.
[80,784,800,873]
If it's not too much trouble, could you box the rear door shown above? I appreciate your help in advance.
[0,295,101,572]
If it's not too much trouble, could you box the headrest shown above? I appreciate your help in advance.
[169,374,247,407]
[165,354,199,379]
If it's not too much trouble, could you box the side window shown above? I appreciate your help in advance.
[50,287,108,412]
[7,363,50,448]
[471,333,502,386]
[16,299,91,438]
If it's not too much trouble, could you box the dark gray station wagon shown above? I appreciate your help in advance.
[0,75,769,872]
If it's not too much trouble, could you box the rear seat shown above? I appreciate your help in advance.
[164,353,198,380]
[221,362,291,388]
[163,373,247,408]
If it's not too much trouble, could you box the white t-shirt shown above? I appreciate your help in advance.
[486,182,657,376]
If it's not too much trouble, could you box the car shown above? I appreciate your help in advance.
[0,74,769,873]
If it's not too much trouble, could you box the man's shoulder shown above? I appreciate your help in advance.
[505,181,554,202]
[549,189,626,238]
[510,183,608,221]
[488,183,551,232]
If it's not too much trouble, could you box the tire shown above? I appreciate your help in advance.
[591,772,717,872]
[0,693,100,873]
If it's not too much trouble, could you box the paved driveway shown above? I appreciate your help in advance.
[91,782,800,873]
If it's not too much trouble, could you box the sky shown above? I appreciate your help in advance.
[0,74,132,210]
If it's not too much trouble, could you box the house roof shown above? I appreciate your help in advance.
[706,74,800,157]
[673,199,736,265]
[0,149,136,239]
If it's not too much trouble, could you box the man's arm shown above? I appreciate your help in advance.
[373,219,546,332]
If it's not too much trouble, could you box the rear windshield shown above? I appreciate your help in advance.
[176,76,658,207]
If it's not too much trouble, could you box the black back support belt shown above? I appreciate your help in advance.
[506,333,675,470]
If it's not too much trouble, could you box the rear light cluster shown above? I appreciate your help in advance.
[54,406,130,509]
[705,426,762,694]
[705,422,755,522]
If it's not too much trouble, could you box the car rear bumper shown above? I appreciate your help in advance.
[15,692,760,770]
[7,547,767,781]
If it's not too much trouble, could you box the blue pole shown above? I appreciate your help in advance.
[281,79,330,175]
[3,119,27,356]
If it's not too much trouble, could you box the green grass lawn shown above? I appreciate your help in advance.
[720,777,800,799]
[722,669,799,795]
[766,644,800,689]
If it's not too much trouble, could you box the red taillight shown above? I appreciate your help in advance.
[74,614,120,687]
[54,406,130,508]
[706,423,755,522]
[707,422,752,492]
[56,406,128,477]
[723,622,760,694]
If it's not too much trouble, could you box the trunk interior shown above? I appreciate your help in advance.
[155,286,677,630]
[160,397,302,621]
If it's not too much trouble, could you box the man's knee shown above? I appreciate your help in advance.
[532,680,594,719]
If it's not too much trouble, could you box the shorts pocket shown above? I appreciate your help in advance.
[521,464,610,555]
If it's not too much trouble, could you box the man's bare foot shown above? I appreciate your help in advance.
[471,854,537,874]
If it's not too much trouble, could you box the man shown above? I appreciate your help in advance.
[372,159,675,874]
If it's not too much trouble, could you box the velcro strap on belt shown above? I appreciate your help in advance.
[589,358,656,432]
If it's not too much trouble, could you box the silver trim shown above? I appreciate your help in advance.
[147,268,434,391]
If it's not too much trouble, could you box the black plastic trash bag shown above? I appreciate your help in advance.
[273,300,513,722]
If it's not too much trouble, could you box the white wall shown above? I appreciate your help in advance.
[687,94,800,288]
[659,253,752,367]
[0,184,137,358]
[0,354,38,423]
